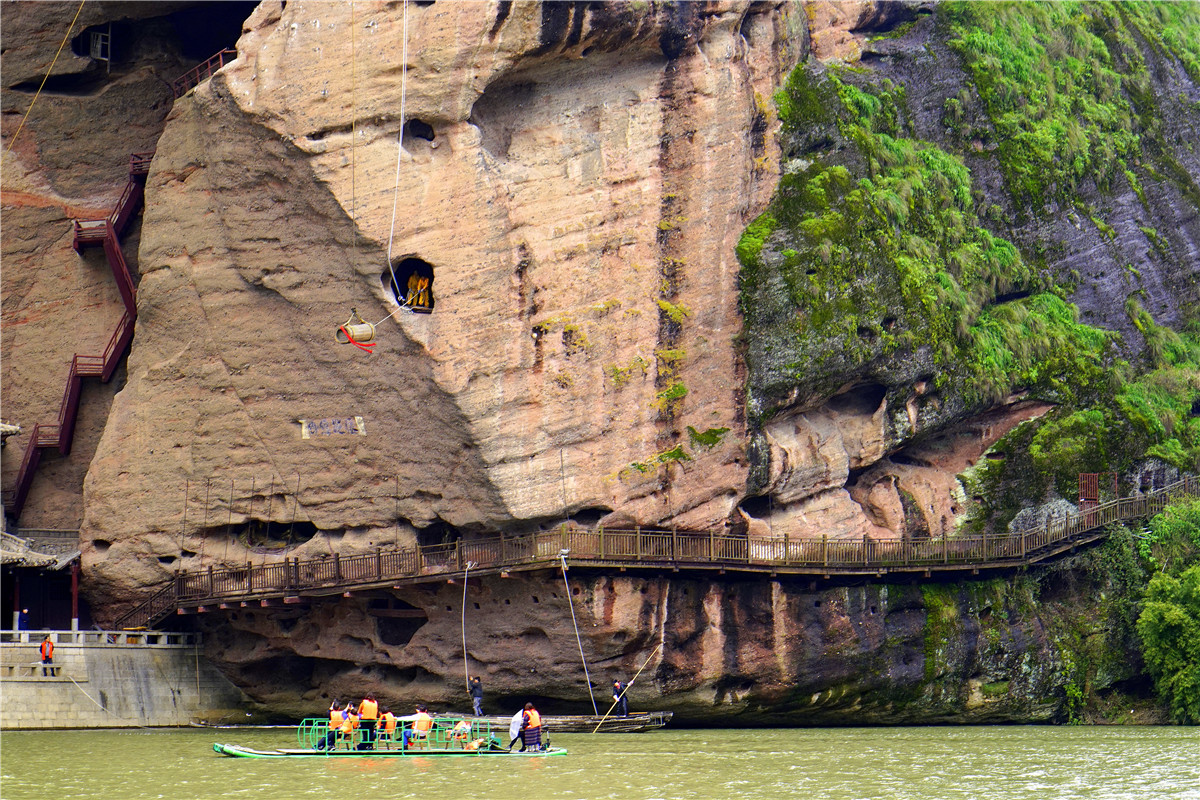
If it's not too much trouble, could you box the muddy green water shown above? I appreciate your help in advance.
[2,726,1197,799]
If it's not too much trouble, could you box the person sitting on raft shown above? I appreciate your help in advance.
[378,707,398,748]
[316,700,342,750]
[401,704,433,749]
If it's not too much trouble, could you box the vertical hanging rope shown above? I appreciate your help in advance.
[351,1,357,258]
[5,0,86,155]
[383,0,410,304]
[560,552,599,714]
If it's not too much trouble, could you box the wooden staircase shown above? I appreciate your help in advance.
[3,153,151,522]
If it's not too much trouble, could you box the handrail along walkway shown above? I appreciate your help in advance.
[114,477,1199,630]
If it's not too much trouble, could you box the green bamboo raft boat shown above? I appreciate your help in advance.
[214,716,566,758]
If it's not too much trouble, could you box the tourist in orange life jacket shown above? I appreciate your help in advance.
[357,693,379,750]
[379,707,397,748]
[39,635,54,676]
[521,702,543,751]
[402,704,433,749]
[317,701,342,750]
[339,704,359,748]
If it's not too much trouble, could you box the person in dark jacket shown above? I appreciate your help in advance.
[469,676,484,716]
[612,680,628,716]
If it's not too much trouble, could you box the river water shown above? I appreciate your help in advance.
[3,726,1197,799]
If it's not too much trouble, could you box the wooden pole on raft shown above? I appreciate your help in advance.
[590,642,663,734]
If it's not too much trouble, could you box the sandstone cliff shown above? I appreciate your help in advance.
[3,1,1197,724]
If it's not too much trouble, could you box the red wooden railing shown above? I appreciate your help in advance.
[4,153,151,521]
[171,49,237,98]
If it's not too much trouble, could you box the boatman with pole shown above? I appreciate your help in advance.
[612,680,628,716]
[469,675,484,716]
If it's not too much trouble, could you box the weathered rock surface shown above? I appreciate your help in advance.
[2,2,1193,724]
[201,560,1147,726]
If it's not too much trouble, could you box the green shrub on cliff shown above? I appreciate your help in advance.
[737,65,1118,417]
[1137,565,1200,723]
[944,1,1200,212]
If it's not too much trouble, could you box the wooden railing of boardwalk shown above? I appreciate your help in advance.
[113,477,1199,631]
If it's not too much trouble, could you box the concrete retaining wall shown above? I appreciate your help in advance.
[1,630,249,729]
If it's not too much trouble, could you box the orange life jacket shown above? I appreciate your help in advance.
[524,709,541,730]
[358,698,378,720]
[382,712,397,733]
[413,711,433,732]
[40,639,53,660]
[329,708,342,727]
[341,711,357,734]
[452,720,472,738]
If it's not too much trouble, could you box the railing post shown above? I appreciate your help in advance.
[456,539,462,570]
[821,534,828,567]
[599,525,605,559]
[247,562,252,592]
[376,546,383,580]
[561,524,567,554]
[782,532,789,566]
[942,534,948,565]
[333,552,342,580]
[672,528,677,561]
[636,526,642,560]
[500,532,506,562]
[863,533,869,567]
[1020,530,1026,561]
[207,566,214,597]
[709,528,715,561]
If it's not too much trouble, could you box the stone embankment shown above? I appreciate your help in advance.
[0,629,248,729]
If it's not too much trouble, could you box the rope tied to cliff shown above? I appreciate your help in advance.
[383,0,410,307]
[5,0,88,155]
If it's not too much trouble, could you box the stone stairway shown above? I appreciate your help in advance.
[3,153,151,521]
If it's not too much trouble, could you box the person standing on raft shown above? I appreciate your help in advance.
[468,676,484,716]
[521,702,543,751]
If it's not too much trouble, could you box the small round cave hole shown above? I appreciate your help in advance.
[384,257,435,314]
[404,118,435,142]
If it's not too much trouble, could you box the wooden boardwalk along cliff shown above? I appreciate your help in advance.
[115,477,1199,630]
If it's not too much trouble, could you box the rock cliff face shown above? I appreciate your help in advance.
[3,1,1196,723]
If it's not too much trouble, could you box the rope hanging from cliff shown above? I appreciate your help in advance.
[5,0,87,155]
[560,552,599,715]
[383,0,410,308]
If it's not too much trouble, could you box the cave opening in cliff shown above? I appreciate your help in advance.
[206,519,318,551]
[385,257,435,313]
[63,3,257,74]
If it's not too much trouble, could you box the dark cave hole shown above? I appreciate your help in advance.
[991,289,1032,305]
[405,118,435,142]
[92,539,112,553]
[376,608,428,646]
[828,383,887,416]
[890,452,927,467]
[157,555,176,565]
[236,519,319,549]
[738,495,772,520]
[1190,398,1200,416]
[846,466,869,488]
[572,507,613,528]
[384,257,435,313]
[67,4,256,67]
